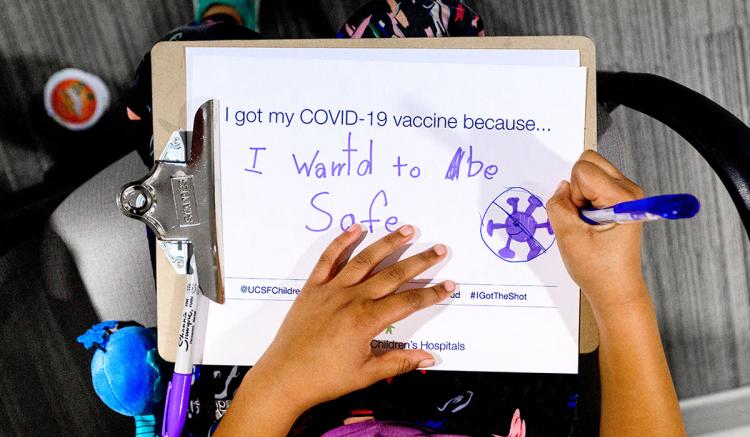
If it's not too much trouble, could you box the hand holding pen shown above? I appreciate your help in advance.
[546,150,700,311]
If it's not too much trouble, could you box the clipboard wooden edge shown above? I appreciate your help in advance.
[151,36,600,362]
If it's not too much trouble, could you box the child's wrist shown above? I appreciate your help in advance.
[230,364,309,429]
[583,276,651,317]
[590,292,658,342]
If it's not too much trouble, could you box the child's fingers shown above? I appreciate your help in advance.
[372,281,454,327]
[578,150,625,180]
[306,224,363,285]
[364,244,448,298]
[126,107,141,121]
[570,160,642,208]
[336,225,415,285]
[365,349,435,382]
[546,181,584,235]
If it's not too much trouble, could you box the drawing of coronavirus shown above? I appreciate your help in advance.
[480,187,555,262]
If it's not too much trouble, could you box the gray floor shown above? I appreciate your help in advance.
[1,0,749,434]
[0,1,192,196]
[0,2,191,435]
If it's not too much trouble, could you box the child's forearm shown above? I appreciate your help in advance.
[591,278,686,437]
[544,151,686,435]
[214,367,305,437]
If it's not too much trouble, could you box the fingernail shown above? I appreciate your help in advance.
[433,244,447,256]
[442,280,456,292]
[346,223,361,233]
[399,224,414,237]
[417,358,435,369]
[555,180,566,192]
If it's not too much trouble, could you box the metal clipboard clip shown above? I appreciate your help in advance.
[116,100,224,303]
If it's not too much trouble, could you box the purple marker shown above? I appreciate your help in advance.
[163,255,200,437]
[580,193,700,225]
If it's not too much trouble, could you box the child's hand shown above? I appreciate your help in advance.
[546,150,647,311]
[244,224,453,415]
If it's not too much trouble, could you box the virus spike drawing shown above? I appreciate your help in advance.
[481,188,556,263]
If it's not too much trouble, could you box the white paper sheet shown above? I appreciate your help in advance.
[186,47,586,374]
[184,47,580,66]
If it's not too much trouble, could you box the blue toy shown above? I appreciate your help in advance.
[78,321,166,437]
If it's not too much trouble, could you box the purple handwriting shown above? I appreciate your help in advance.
[305,189,399,233]
[444,146,498,181]
[292,132,373,178]
[244,147,267,174]
[239,131,503,233]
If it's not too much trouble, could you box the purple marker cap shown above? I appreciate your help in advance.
[162,372,192,437]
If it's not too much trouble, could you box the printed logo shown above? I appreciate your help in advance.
[171,176,200,227]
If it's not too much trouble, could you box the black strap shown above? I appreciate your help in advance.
[598,71,750,239]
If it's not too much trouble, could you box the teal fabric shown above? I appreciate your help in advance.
[134,415,157,437]
[195,0,258,30]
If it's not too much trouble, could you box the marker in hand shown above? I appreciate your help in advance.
[580,193,700,225]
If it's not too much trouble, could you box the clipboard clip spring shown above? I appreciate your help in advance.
[116,100,224,303]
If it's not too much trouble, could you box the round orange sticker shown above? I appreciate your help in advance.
[44,69,110,130]
[50,79,97,124]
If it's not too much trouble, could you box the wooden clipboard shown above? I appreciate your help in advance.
[151,36,599,361]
